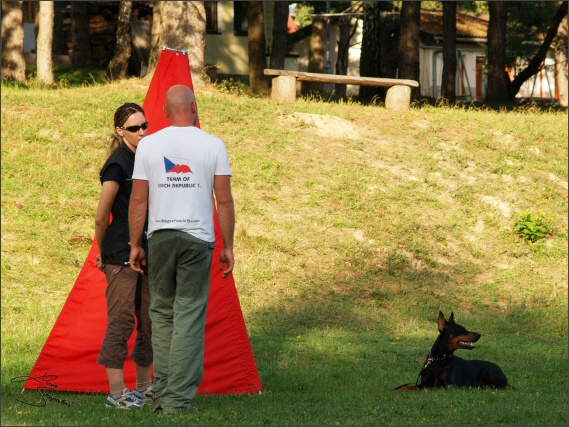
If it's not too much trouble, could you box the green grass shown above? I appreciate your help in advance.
[1,73,567,426]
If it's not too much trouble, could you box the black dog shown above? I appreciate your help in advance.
[393,311,511,391]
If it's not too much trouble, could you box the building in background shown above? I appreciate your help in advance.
[20,1,561,103]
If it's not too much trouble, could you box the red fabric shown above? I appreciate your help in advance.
[24,49,262,395]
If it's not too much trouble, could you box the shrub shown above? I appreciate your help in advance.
[513,211,555,243]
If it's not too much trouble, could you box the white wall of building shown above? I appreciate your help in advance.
[516,57,557,100]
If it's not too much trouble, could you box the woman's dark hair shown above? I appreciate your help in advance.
[108,103,145,154]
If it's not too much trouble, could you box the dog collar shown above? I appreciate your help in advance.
[423,350,452,369]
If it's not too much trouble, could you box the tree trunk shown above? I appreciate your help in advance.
[334,16,353,97]
[554,13,568,107]
[359,2,382,102]
[509,1,568,100]
[248,1,269,94]
[441,1,456,103]
[52,1,67,55]
[1,1,26,83]
[33,2,39,46]
[107,1,132,80]
[148,1,162,73]
[70,2,91,67]
[379,13,398,79]
[304,16,326,93]
[398,1,420,98]
[37,1,54,84]
[269,0,288,70]
[485,1,510,102]
[161,1,205,83]
[335,17,352,76]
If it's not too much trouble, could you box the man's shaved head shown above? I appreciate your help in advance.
[164,84,198,126]
[165,85,196,112]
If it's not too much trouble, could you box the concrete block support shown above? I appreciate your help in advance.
[271,75,297,103]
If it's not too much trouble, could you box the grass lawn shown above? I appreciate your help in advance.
[1,70,567,426]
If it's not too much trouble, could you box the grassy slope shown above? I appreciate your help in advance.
[1,78,567,426]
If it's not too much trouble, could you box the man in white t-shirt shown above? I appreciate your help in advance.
[129,84,235,415]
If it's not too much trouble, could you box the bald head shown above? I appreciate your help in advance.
[164,84,198,126]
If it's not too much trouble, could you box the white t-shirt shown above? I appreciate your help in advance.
[132,126,231,242]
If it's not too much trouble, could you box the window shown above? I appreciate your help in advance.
[233,1,248,36]
[204,1,219,34]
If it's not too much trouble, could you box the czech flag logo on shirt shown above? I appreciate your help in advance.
[164,156,192,174]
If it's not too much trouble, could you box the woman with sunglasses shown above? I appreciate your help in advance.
[94,103,153,409]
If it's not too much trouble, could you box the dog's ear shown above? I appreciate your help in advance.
[449,312,455,324]
[437,311,447,332]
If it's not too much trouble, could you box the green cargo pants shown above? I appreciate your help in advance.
[147,229,214,409]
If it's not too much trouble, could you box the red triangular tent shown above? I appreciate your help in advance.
[24,48,262,395]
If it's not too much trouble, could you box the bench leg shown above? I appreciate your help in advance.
[271,75,297,103]
[385,85,411,111]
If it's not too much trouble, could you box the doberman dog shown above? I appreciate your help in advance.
[393,311,511,391]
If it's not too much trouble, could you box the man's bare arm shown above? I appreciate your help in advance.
[213,175,235,278]
[129,179,149,273]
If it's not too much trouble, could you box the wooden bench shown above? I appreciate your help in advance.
[264,69,420,111]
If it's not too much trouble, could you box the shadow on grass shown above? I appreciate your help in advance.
[243,243,567,395]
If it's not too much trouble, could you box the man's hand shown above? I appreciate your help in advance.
[129,179,149,274]
[129,247,147,274]
[218,247,234,279]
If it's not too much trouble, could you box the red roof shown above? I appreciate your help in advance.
[420,11,489,39]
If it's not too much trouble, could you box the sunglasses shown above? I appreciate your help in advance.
[120,121,149,132]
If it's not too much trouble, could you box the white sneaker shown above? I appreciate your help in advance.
[132,384,154,401]
[105,388,145,409]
